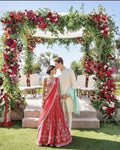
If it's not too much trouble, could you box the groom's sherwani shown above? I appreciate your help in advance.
[56,67,80,131]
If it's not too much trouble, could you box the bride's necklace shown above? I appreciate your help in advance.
[48,75,54,79]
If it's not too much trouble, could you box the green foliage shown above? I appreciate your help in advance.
[10,93,27,113]
[70,61,82,77]
[116,82,120,95]
[32,62,42,74]
[0,101,5,117]
[23,50,35,74]
[115,38,120,50]
[38,51,58,72]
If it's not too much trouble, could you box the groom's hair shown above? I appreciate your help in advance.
[54,57,63,65]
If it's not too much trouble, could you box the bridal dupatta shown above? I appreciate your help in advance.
[37,77,72,147]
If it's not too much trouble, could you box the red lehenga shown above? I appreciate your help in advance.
[36,77,72,147]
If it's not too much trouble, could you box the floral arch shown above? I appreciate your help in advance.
[0,6,120,124]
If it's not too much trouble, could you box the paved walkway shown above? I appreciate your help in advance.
[25,95,41,110]
[25,94,120,113]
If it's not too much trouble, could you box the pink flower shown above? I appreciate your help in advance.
[12,81,15,84]
[16,99,20,103]
[19,104,24,109]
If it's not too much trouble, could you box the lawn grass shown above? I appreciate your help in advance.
[0,121,120,150]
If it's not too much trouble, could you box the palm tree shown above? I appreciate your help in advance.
[32,62,42,74]
[70,61,82,77]
[38,52,58,73]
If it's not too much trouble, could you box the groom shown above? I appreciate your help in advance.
[54,57,80,131]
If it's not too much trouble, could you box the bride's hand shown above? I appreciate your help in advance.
[62,94,68,99]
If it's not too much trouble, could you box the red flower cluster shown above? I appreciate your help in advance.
[25,10,47,30]
[81,56,94,75]
[25,10,60,30]
[27,39,36,52]
[76,37,84,43]
[47,12,60,24]
[106,105,116,118]
[90,56,119,120]
[26,36,44,52]
[94,61,113,80]
[102,101,116,118]
[9,11,25,21]
[1,38,22,84]
[88,12,111,37]
[1,11,25,34]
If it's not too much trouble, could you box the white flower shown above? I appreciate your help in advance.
[5,46,10,49]
[102,106,107,110]
[106,27,109,31]
[104,65,108,68]
[101,30,104,33]
[52,12,57,17]
[8,69,12,73]
[9,75,13,77]
[0,100,5,105]
[11,48,15,51]
[46,18,50,20]
[109,102,115,108]
[7,51,11,54]
[112,112,115,115]
[54,18,58,21]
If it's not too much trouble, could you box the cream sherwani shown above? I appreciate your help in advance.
[56,67,77,131]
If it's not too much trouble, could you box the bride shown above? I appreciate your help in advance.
[36,65,72,147]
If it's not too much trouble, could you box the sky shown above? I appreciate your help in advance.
[0,1,120,68]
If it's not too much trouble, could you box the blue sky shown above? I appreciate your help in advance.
[0,1,120,68]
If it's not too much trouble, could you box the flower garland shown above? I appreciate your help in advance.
[81,55,94,75]
[90,54,120,122]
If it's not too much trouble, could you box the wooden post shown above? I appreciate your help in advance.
[85,74,89,87]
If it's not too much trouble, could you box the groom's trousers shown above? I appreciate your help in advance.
[62,96,73,131]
